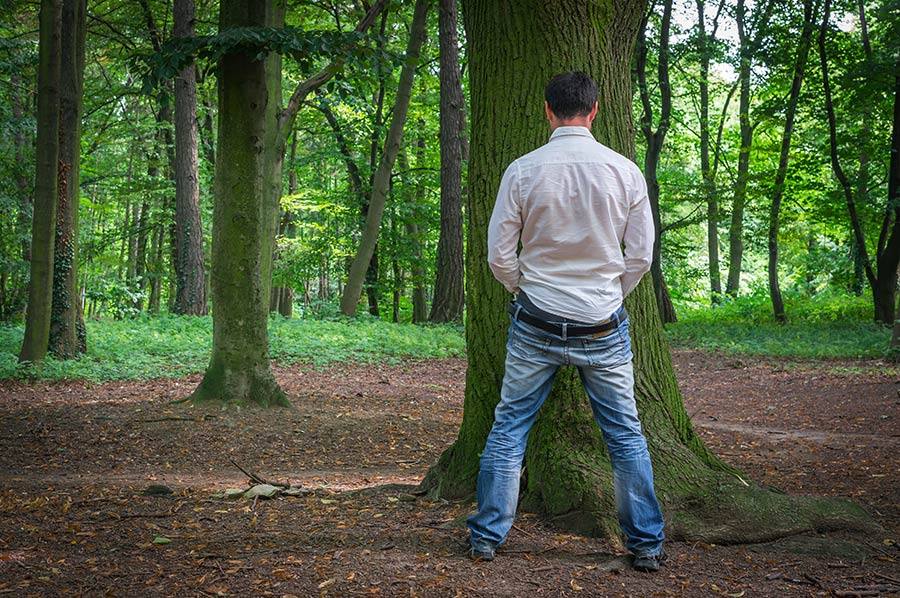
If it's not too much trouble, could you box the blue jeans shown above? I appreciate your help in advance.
[467,306,665,557]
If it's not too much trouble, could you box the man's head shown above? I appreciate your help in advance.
[544,72,598,121]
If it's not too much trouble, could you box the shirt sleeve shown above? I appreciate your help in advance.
[487,162,523,294]
[619,169,655,297]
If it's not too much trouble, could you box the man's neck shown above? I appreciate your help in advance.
[549,117,592,132]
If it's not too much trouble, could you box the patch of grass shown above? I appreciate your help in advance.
[666,291,893,360]
[0,314,465,382]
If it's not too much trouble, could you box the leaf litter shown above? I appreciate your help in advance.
[0,352,897,596]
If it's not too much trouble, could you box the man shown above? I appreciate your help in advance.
[466,72,666,572]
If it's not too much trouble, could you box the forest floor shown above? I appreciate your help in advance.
[0,349,898,597]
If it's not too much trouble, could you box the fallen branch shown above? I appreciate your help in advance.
[229,458,289,489]
[875,573,900,585]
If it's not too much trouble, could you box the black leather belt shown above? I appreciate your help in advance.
[507,302,622,337]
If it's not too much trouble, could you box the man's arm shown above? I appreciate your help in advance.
[619,170,654,297]
[487,163,523,294]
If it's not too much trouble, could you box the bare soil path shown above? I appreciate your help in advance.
[0,349,897,597]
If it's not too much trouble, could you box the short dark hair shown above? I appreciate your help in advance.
[544,72,598,119]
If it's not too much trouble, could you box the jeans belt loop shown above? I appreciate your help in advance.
[561,322,568,342]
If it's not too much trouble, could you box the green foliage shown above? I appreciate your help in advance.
[139,26,385,99]
[666,291,892,359]
[0,313,465,381]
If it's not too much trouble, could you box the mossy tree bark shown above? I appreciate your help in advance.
[49,0,87,359]
[188,0,288,407]
[422,0,874,544]
[19,0,62,364]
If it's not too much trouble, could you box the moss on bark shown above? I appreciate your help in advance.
[189,0,287,408]
[422,0,875,545]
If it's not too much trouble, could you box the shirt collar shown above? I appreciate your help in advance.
[549,126,594,141]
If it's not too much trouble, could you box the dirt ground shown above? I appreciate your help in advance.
[0,349,898,597]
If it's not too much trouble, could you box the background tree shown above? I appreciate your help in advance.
[339,0,431,317]
[188,0,288,407]
[766,0,820,323]
[636,0,677,323]
[429,0,466,324]
[423,0,870,543]
[172,0,207,316]
[819,0,900,324]
[725,0,776,297]
[19,0,62,364]
[48,0,87,358]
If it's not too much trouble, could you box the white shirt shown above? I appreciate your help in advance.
[487,126,654,323]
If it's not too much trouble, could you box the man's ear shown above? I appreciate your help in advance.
[545,101,554,123]
[589,101,598,121]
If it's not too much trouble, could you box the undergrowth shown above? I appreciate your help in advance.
[0,314,465,382]
[1,290,892,382]
[666,290,893,360]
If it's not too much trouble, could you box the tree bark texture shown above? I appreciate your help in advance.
[767,0,817,325]
[20,0,62,364]
[422,0,873,544]
[49,0,87,359]
[189,0,288,407]
[430,0,466,324]
[173,0,208,316]
[339,0,430,317]
[637,0,677,324]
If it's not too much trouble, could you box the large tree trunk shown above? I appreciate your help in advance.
[189,0,288,407]
[20,0,62,364]
[172,0,208,316]
[422,0,872,544]
[49,0,87,358]
[430,0,466,324]
[768,0,817,325]
[339,0,430,317]
[637,0,676,324]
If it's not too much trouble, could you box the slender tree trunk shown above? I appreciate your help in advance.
[271,130,298,318]
[148,221,164,313]
[637,0,676,324]
[20,0,62,363]
[173,0,208,316]
[768,0,817,324]
[696,0,724,303]
[880,61,900,328]
[726,0,752,297]
[340,0,431,317]
[11,76,32,318]
[422,0,871,544]
[48,0,86,358]
[726,0,776,297]
[403,132,428,323]
[819,0,890,321]
[430,0,466,323]
[189,0,288,407]
[200,95,216,167]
